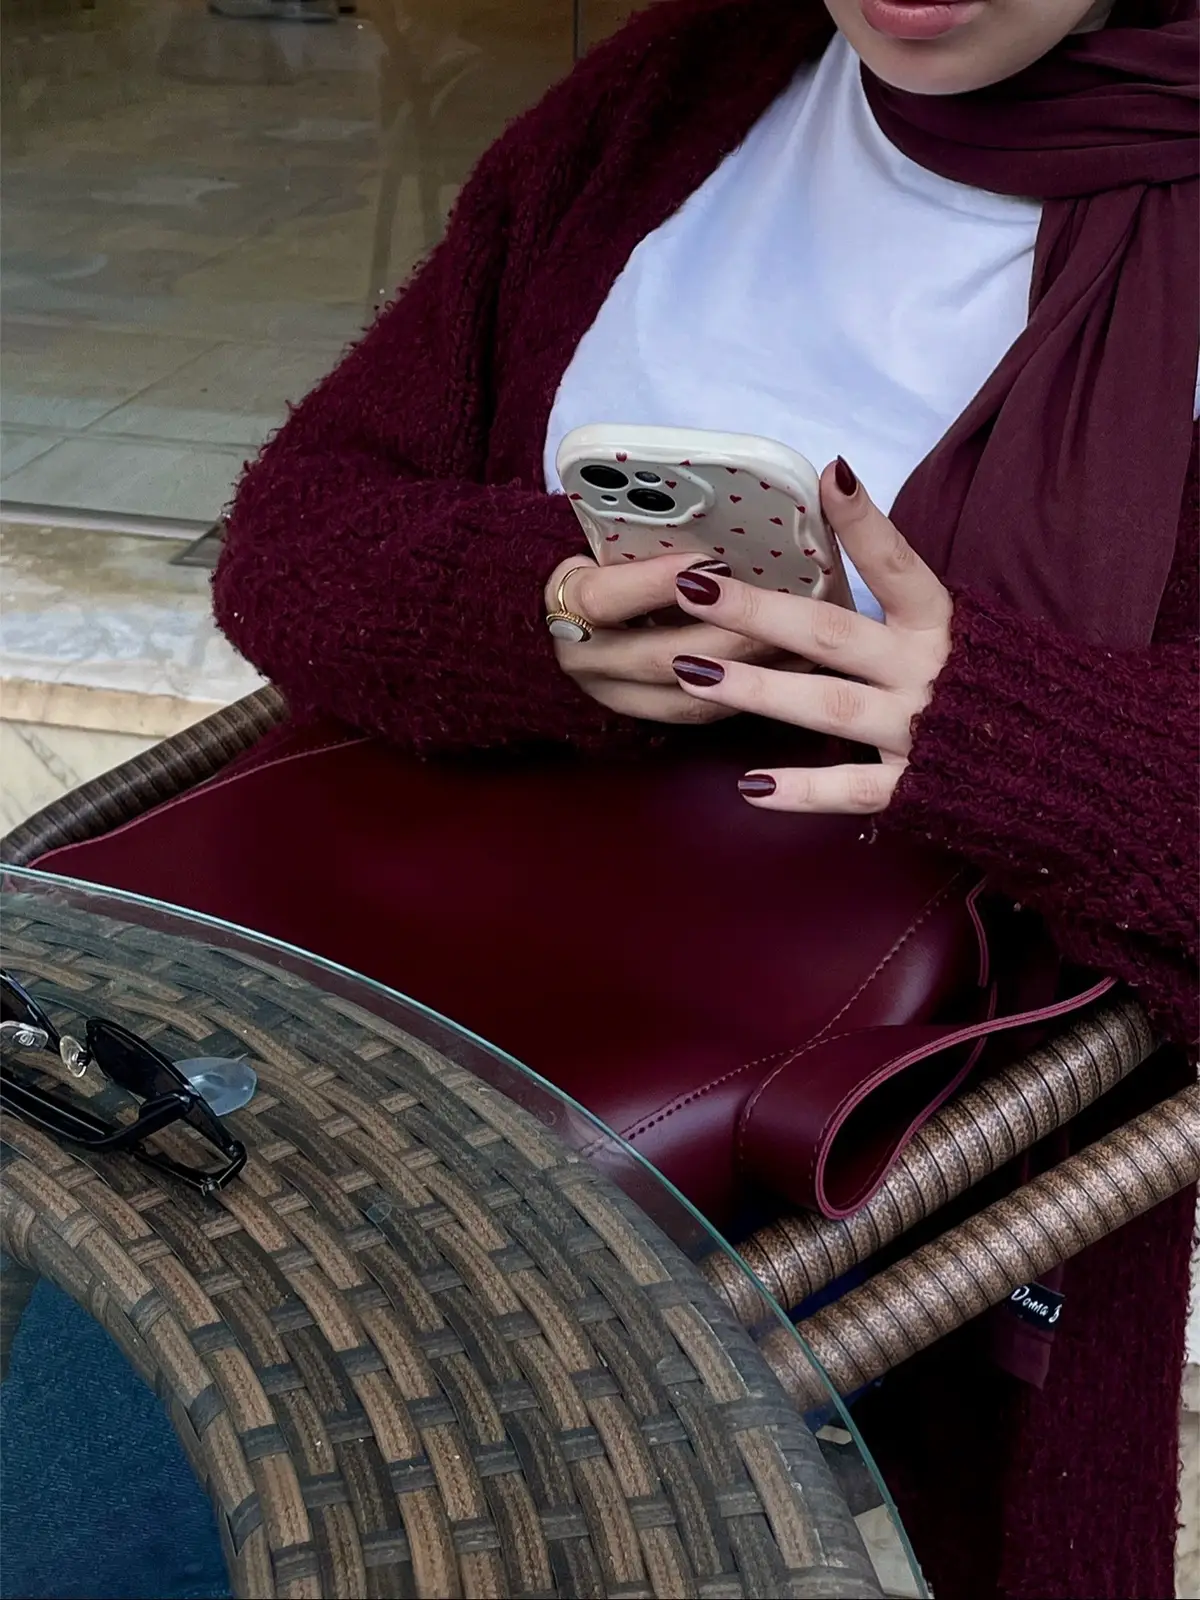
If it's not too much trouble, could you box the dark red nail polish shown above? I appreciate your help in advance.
[676,571,721,605]
[738,774,777,798]
[672,655,725,686]
[835,456,858,497]
[688,558,732,577]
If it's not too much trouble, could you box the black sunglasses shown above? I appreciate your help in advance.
[0,970,246,1194]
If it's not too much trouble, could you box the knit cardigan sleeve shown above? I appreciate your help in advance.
[883,435,1199,1047]
[212,20,662,755]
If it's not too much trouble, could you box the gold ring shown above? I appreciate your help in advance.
[545,566,594,644]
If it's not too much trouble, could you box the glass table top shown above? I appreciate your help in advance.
[1,864,925,1598]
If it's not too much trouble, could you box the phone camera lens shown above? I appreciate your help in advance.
[634,470,662,484]
[580,463,629,490]
[627,488,676,513]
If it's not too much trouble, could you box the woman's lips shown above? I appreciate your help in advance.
[859,0,987,42]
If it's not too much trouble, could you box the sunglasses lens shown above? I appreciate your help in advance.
[87,1020,181,1102]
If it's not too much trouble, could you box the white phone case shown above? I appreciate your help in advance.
[557,423,853,608]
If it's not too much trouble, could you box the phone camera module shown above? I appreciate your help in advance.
[627,487,676,514]
[580,463,629,490]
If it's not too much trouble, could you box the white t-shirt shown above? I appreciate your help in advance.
[537,33,1055,619]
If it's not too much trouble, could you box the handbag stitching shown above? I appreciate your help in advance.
[617,869,975,1149]
[803,869,974,1045]
[35,734,371,862]
[730,870,976,1174]
[721,868,971,1162]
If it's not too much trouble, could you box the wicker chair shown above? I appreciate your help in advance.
[3,686,1198,1408]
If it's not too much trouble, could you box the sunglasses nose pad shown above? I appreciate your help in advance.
[176,1058,258,1117]
[1,1020,50,1050]
[58,1035,89,1079]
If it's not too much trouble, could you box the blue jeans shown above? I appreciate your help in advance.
[1,1269,228,1600]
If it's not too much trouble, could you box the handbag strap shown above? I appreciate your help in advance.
[736,972,1118,1218]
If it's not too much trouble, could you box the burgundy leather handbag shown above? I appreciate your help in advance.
[35,718,1111,1231]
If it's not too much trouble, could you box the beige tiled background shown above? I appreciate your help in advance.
[2,0,637,522]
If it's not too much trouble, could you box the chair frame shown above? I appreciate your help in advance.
[3,688,1197,1401]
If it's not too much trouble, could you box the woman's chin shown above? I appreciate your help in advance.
[825,0,1099,96]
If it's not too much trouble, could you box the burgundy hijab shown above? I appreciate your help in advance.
[859,1,1198,648]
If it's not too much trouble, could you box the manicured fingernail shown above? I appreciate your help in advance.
[738,774,777,798]
[676,571,722,605]
[688,557,732,576]
[835,456,858,497]
[672,655,725,686]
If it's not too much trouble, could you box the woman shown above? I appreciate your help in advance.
[212,1,1198,1595]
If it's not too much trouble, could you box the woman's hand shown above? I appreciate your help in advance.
[545,551,790,725]
[669,458,953,813]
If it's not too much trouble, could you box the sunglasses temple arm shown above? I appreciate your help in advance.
[87,1093,193,1151]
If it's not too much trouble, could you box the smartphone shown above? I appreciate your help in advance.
[556,423,853,608]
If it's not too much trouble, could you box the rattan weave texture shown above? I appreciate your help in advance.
[701,998,1155,1324]
[0,891,881,1600]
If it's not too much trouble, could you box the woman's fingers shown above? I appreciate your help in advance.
[556,620,785,685]
[818,459,952,634]
[674,567,902,685]
[671,654,921,753]
[572,675,737,725]
[737,761,903,815]
[545,551,727,629]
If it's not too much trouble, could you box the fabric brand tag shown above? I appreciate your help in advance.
[1007,1282,1065,1329]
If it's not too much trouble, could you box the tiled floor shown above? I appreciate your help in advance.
[1,0,609,521]
[0,518,264,829]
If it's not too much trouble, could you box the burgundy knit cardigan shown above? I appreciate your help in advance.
[215,0,1199,1053]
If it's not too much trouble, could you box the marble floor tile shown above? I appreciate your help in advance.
[94,339,345,447]
[0,427,60,477]
[0,435,247,521]
[1,318,215,430]
[855,1504,924,1599]
[0,719,157,832]
[2,520,264,705]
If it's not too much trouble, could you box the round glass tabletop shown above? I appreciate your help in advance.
[1,864,925,1599]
